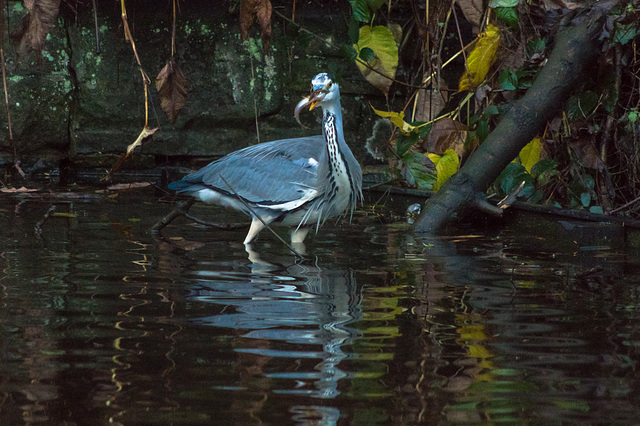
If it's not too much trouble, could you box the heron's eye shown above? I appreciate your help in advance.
[327,82,333,89]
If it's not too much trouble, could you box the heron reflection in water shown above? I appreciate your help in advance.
[186,261,363,401]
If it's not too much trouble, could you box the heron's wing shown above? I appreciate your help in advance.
[173,136,325,205]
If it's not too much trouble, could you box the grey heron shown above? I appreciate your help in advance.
[168,73,363,245]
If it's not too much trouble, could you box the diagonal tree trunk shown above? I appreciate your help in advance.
[414,4,613,233]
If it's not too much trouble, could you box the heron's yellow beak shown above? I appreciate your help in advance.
[294,88,327,126]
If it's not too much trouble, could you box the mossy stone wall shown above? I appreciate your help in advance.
[0,1,381,180]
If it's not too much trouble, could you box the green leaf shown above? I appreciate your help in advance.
[396,133,419,157]
[395,124,432,157]
[583,174,595,190]
[496,163,528,196]
[566,91,599,121]
[340,45,358,62]
[401,151,436,189]
[519,138,542,173]
[348,0,371,22]
[358,47,378,62]
[613,22,639,46]
[494,7,518,27]
[580,192,591,207]
[531,159,558,185]
[348,0,386,23]
[498,69,518,91]
[348,17,360,44]
[489,0,519,7]
[589,205,603,214]
[483,104,499,116]
[477,119,489,142]
[354,25,399,95]
[427,149,459,192]
[527,38,546,55]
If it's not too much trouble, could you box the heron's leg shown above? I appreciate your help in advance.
[244,218,266,245]
[291,227,309,244]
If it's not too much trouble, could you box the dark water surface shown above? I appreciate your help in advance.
[1,188,640,424]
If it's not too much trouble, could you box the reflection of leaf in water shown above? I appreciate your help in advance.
[0,186,38,193]
[107,182,153,191]
[52,212,76,218]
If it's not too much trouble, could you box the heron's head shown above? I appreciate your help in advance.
[294,73,339,126]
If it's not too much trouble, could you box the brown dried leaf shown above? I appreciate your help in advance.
[13,0,61,56]
[423,118,468,158]
[457,0,483,34]
[569,136,605,171]
[0,186,38,193]
[239,0,272,50]
[500,44,525,72]
[156,58,188,124]
[415,77,449,122]
[127,126,158,154]
[541,0,581,10]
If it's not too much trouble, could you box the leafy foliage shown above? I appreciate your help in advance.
[339,0,640,219]
[353,25,399,95]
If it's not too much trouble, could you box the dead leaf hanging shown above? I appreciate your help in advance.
[127,126,158,155]
[239,0,272,50]
[155,58,188,123]
[13,0,61,56]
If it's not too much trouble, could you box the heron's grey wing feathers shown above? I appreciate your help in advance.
[174,136,325,204]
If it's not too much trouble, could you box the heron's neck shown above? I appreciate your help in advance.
[320,101,345,146]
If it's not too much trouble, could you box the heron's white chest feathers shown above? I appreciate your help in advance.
[323,113,354,217]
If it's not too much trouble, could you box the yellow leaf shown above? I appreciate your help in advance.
[519,137,542,173]
[427,149,460,191]
[354,25,399,95]
[371,105,416,134]
[458,24,501,92]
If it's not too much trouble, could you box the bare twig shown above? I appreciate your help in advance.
[103,0,154,181]
[151,199,249,232]
[609,194,640,214]
[91,0,100,54]
[250,55,260,144]
[0,0,21,177]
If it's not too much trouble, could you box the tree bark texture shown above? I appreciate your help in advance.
[414,6,610,233]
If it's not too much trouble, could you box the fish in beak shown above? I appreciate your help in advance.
[294,87,328,126]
